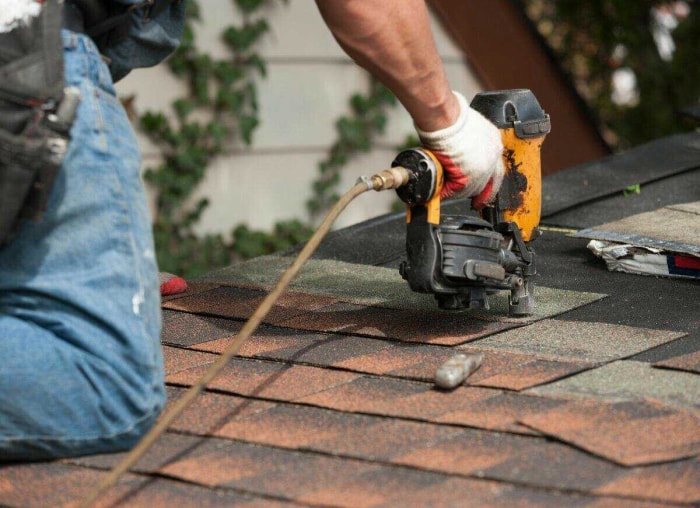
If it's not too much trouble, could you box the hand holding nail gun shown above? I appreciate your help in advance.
[397,89,551,315]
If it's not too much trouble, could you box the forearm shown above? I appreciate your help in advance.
[315,0,458,131]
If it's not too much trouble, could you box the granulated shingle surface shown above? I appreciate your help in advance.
[460,347,597,390]
[471,319,685,363]
[435,391,566,434]
[160,282,221,303]
[278,302,519,345]
[0,463,137,508]
[527,360,700,409]
[161,309,242,347]
[167,357,361,400]
[159,438,381,499]
[162,345,217,375]
[594,458,700,504]
[163,285,338,325]
[519,399,700,466]
[654,350,700,375]
[199,256,606,322]
[192,325,331,358]
[67,431,206,473]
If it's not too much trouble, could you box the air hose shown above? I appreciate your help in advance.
[78,166,411,508]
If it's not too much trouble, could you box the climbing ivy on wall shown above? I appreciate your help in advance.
[138,0,402,277]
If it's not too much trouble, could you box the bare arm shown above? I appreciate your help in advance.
[315,0,459,131]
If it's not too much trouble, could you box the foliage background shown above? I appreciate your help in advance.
[522,0,699,150]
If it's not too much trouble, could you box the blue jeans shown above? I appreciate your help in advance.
[0,32,165,460]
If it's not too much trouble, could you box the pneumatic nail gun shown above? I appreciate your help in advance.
[394,89,550,316]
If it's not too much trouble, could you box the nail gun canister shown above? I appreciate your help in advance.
[470,90,551,242]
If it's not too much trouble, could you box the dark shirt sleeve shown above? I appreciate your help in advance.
[102,1,186,81]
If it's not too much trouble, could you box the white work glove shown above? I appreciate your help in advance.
[416,91,505,208]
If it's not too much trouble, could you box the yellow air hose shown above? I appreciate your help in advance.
[78,166,411,508]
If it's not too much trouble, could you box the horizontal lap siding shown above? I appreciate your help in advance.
[116,1,482,234]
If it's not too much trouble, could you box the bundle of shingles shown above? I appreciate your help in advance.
[576,201,700,279]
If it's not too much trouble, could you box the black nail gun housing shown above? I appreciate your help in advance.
[398,205,534,314]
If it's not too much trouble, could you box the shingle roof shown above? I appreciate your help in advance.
[1,134,699,507]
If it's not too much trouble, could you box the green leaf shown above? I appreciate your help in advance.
[623,183,641,197]
[239,115,259,145]
[247,54,267,77]
[173,98,196,120]
[234,0,266,14]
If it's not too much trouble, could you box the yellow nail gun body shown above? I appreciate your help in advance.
[395,89,550,315]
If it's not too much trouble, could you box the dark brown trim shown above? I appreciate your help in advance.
[429,0,611,174]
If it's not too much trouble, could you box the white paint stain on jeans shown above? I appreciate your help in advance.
[132,288,145,316]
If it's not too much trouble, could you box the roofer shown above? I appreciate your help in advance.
[0,0,503,460]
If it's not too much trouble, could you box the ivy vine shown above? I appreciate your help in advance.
[307,79,397,222]
[137,0,403,277]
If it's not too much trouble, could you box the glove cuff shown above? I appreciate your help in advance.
[415,91,469,147]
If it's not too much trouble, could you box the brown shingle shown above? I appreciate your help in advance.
[166,357,361,401]
[67,432,206,473]
[214,402,375,449]
[595,458,700,504]
[278,302,518,345]
[436,392,566,434]
[468,355,597,391]
[162,346,217,376]
[105,477,291,507]
[160,438,380,499]
[161,310,241,347]
[297,375,528,431]
[481,439,625,492]
[310,417,463,461]
[165,386,277,436]
[654,350,700,375]
[163,286,338,325]
[297,465,450,507]
[192,326,328,358]
[519,399,700,466]
[160,282,220,303]
[0,462,144,508]
[394,428,538,475]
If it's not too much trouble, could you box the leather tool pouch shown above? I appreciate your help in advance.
[0,0,80,248]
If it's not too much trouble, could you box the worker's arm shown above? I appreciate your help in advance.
[315,0,503,202]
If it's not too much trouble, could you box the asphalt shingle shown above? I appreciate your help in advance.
[654,350,700,375]
[519,399,700,466]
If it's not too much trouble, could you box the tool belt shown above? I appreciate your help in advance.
[0,0,79,248]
